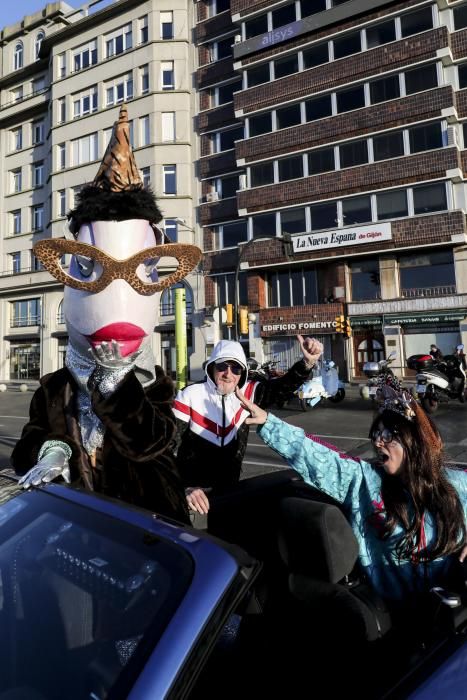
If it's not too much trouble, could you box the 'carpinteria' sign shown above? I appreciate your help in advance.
[292,222,392,253]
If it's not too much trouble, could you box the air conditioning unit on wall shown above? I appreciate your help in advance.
[234,34,242,44]
[206,191,219,202]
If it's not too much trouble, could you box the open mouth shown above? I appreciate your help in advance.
[87,323,146,357]
[376,452,389,464]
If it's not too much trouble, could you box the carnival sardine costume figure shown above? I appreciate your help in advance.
[12,105,201,523]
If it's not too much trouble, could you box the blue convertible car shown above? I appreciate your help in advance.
[0,469,467,699]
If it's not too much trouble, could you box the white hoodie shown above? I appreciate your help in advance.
[173,340,259,446]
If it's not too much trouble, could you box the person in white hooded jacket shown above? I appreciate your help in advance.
[173,335,323,514]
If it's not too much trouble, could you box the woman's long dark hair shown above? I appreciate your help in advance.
[370,410,466,562]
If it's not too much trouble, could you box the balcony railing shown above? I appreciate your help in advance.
[11,316,41,328]
[401,285,456,298]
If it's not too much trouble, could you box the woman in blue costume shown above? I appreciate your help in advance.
[236,379,467,602]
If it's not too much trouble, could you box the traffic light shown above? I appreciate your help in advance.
[239,307,249,335]
[344,317,352,338]
[335,315,344,333]
[225,303,233,327]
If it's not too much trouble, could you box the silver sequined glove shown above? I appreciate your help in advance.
[89,340,140,397]
[18,440,72,489]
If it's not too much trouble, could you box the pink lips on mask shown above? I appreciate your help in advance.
[88,323,146,357]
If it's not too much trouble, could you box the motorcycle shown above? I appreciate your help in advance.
[297,360,345,411]
[360,351,397,401]
[247,357,288,409]
[408,345,466,414]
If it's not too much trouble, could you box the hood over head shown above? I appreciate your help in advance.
[205,340,248,391]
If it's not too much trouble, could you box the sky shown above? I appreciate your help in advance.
[1,0,112,29]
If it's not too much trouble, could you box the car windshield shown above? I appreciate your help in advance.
[0,477,194,700]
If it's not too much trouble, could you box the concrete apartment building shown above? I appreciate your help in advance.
[0,0,205,383]
[197,0,467,379]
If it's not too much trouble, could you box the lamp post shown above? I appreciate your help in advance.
[233,233,293,341]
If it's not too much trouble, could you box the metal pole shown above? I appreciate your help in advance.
[175,287,188,390]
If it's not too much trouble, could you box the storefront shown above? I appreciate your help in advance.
[9,341,40,380]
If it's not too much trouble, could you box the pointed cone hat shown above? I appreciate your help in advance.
[92,104,142,191]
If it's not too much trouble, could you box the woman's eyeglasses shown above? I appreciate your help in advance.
[214,361,243,376]
[370,428,399,444]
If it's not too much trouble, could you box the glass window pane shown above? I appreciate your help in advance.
[223,221,248,247]
[336,85,365,113]
[413,183,447,214]
[339,140,368,168]
[278,271,291,306]
[303,43,329,69]
[300,0,326,17]
[247,64,270,87]
[401,7,433,38]
[351,260,380,301]
[280,208,306,235]
[245,15,268,39]
[304,268,318,304]
[370,75,400,104]
[308,147,335,174]
[305,94,332,121]
[366,19,396,49]
[252,212,276,238]
[268,272,278,307]
[376,190,408,220]
[399,250,454,289]
[249,113,272,136]
[405,64,437,95]
[342,196,372,225]
[373,132,404,161]
[274,55,299,79]
[272,4,296,29]
[310,202,337,230]
[276,104,301,129]
[250,163,274,187]
[333,31,361,60]
[459,64,467,89]
[291,269,303,305]
[408,123,443,153]
[278,156,303,181]
[454,6,467,31]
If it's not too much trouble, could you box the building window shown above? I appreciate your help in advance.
[310,202,337,230]
[141,167,150,188]
[161,61,174,90]
[32,120,45,144]
[11,299,40,327]
[274,55,298,80]
[250,162,274,187]
[32,77,45,95]
[333,30,361,60]
[221,221,247,247]
[11,252,21,274]
[139,15,148,43]
[215,80,242,106]
[163,165,177,194]
[366,19,396,48]
[454,5,467,30]
[73,85,98,118]
[400,6,433,38]
[140,64,149,94]
[399,250,454,293]
[246,64,270,88]
[408,122,443,153]
[11,127,22,151]
[248,113,272,137]
[280,208,306,235]
[278,155,303,181]
[164,219,178,242]
[32,205,44,231]
[35,31,45,59]
[140,115,150,146]
[31,252,43,272]
[305,94,332,121]
[33,162,44,188]
[14,42,23,71]
[73,40,97,72]
[12,210,21,235]
[57,143,66,170]
[106,73,133,105]
[58,53,66,78]
[336,85,365,113]
[212,126,243,153]
[342,195,372,225]
[308,147,335,175]
[216,175,239,198]
[339,140,368,168]
[58,97,66,123]
[161,112,175,141]
[303,43,329,69]
[272,3,296,28]
[267,268,315,308]
[413,183,447,215]
[252,212,277,238]
[11,169,22,193]
[58,190,66,217]
[370,75,400,104]
[106,24,132,58]
[209,0,230,16]
[12,86,23,102]
[373,131,404,161]
[376,189,408,220]
[404,64,438,95]
[245,14,268,39]
[71,133,98,165]
[276,104,301,129]
[300,0,326,18]
[350,259,381,301]
[160,11,173,39]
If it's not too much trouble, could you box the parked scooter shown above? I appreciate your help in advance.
[360,351,397,401]
[297,360,345,411]
[407,345,466,414]
[247,357,287,409]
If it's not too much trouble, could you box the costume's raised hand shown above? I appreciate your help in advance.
[185,487,211,515]
[235,387,268,426]
[88,340,140,396]
[297,335,324,369]
[18,441,72,489]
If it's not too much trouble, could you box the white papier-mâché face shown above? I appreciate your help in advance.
[63,219,159,357]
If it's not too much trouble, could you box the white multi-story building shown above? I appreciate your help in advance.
[0,0,204,382]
